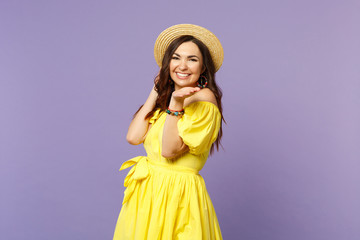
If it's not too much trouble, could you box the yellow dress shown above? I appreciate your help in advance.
[113,101,223,240]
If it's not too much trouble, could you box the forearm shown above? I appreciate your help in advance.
[126,87,158,144]
[161,98,188,158]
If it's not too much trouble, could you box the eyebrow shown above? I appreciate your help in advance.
[173,53,200,59]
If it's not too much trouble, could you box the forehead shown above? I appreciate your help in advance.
[174,41,202,57]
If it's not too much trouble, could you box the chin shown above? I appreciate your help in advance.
[177,82,197,88]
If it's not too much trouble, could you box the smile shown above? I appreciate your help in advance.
[176,72,191,78]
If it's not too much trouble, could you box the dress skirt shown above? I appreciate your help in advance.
[112,156,223,240]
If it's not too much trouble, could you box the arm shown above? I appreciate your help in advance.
[126,86,158,145]
[161,87,201,158]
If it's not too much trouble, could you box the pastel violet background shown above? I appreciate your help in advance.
[1,0,359,239]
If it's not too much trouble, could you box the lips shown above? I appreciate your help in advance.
[176,72,190,78]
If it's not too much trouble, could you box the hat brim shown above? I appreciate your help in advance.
[154,24,224,72]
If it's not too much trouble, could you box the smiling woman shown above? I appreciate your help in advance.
[113,24,225,240]
[169,41,204,90]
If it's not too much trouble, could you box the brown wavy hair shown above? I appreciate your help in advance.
[135,35,225,155]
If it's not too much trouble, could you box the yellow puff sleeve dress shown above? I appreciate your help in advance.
[113,101,223,240]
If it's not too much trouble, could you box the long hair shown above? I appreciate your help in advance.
[135,35,225,155]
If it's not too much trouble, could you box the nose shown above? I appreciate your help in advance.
[178,59,188,71]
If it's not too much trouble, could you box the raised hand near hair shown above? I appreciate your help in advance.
[126,79,158,145]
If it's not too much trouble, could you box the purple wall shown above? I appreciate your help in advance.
[1,0,359,239]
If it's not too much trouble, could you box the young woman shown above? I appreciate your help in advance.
[113,24,224,240]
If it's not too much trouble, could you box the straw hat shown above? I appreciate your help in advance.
[154,24,224,72]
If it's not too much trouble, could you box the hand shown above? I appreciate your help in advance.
[169,87,201,110]
[171,87,201,102]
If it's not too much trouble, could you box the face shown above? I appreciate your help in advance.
[169,41,204,90]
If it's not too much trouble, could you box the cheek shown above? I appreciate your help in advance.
[169,63,176,72]
[191,64,202,74]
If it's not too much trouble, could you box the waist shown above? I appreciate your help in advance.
[148,159,199,175]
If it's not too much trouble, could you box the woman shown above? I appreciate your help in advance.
[113,24,224,240]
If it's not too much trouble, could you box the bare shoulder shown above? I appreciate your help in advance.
[186,88,218,107]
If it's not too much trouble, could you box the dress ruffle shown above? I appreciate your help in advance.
[149,109,162,124]
[178,101,221,155]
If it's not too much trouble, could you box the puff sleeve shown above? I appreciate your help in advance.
[149,109,162,124]
[177,101,221,155]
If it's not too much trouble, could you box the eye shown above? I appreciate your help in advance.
[189,58,198,62]
[172,56,180,60]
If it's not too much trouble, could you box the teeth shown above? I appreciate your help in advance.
[177,73,190,77]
